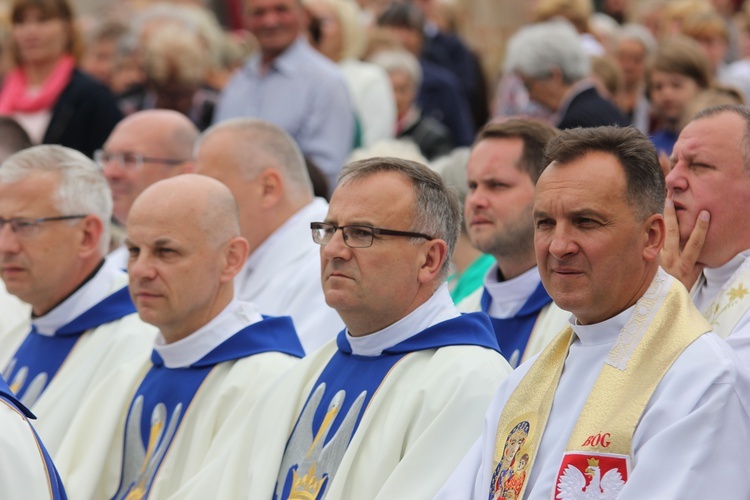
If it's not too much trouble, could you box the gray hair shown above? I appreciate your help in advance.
[196,118,313,196]
[0,145,112,254]
[617,23,656,54]
[338,157,461,281]
[369,49,422,88]
[691,104,750,175]
[503,20,590,84]
[543,126,664,220]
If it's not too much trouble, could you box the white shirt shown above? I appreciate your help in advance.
[484,265,542,319]
[154,300,263,368]
[347,284,459,356]
[234,198,343,354]
[437,275,750,499]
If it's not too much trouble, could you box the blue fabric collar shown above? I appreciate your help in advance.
[481,281,552,317]
[336,312,500,356]
[55,286,135,336]
[0,376,34,419]
[151,315,305,368]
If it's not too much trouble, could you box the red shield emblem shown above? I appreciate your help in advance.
[555,452,630,500]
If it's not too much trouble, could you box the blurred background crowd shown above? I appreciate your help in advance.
[1,0,748,165]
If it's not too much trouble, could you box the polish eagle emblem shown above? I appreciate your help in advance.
[556,457,625,500]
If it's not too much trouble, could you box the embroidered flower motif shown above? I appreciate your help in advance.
[727,284,749,302]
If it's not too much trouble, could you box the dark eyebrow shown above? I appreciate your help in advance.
[153,238,175,247]
[569,209,606,219]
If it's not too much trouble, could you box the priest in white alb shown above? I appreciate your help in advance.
[169,157,512,500]
[663,104,750,366]
[53,175,305,499]
[0,145,156,456]
[436,126,750,500]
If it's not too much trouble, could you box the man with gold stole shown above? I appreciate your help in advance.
[53,175,304,499]
[169,157,512,500]
[436,126,750,499]
[663,104,750,365]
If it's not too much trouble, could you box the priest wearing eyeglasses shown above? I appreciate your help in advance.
[0,145,156,457]
[169,157,512,499]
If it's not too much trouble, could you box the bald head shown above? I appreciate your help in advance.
[196,118,313,196]
[102,109,199,225]
[130,174,240,245]
[194,118,314,254]
[125,174,249,342]
[111,110,199,158]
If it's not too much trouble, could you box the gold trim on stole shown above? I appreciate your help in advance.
[488,270,711,499]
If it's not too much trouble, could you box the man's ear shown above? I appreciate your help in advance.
[643,213,666,263]
[258,168,284,209]
[220,236,250,284]
[417,239,448,284]
[78,215,104,258]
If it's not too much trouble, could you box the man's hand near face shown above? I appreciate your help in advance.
[661,197,710,289]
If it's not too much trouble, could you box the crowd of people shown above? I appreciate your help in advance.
[1,0,750,498]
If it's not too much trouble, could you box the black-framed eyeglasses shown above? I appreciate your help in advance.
[311,222,434,249]
[0,215,88,237]
[93,149,189,171]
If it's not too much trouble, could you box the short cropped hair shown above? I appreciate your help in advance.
[691,104,750,175]
[647,36,712,94]
[142,23,210,88]
[617,23,657,54]
[376,2,425,33]
[0,145,112,254]
[543,126,665,220]
[503,20,590,84]
[369,49,422,88]
[681,10,729,42]
[477,119,560,184]
[197,118,314,196]
[338,157,461,280]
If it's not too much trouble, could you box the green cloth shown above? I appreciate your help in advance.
[448,254,495,304]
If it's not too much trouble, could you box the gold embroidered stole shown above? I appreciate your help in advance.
[694,256,750,339]
[488,271,711,499]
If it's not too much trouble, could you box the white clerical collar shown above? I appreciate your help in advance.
[245,198,324,273]
[154,300,263,369]
[33,259,123,336]
[346,283,460,356]
[570,304,635,348]
[484,264,542,318]
[695,249,750,311]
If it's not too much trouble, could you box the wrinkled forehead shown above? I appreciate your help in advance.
[329,172,415,224]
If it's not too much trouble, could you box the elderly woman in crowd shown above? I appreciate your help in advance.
[0,0,122,157]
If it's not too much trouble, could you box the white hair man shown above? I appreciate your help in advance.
[0,145,156,456]
[504,20,628,130]
[169,156,511,499]
[54,175,304,498]
[195,118,343,353]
